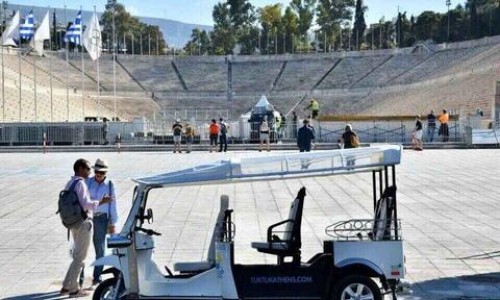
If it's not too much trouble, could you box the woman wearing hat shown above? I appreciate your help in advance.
[86,158,118,289]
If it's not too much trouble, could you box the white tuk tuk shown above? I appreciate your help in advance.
[92,145,405,300]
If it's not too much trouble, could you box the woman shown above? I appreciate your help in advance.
[412,115,423,151]
[259,116,270,152]
[340,124,359,167]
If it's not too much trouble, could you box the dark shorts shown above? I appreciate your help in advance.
[312,110,319,119]
[210,134,218,145]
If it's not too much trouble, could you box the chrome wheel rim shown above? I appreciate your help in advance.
[101,285,117,300]
[340,283,374,300]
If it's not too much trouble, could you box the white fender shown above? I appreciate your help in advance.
[91,254,121,271]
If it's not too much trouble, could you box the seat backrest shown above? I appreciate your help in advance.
[282,187,306,245]
[207,195,229,263]
[373,186,396,240]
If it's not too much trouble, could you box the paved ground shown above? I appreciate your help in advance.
[0,148,499,300]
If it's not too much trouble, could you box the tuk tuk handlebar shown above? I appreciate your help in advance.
[135,227,162,236]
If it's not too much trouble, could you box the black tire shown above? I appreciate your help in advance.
[92,277,125,300]
[332,275,382,300]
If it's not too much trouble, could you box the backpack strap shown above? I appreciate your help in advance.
[69,178,81,192]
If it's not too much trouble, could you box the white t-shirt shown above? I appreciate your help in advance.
[260,121,269,133]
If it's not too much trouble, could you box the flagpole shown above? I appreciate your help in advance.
[1,29,4,122]
[64,5,69,121]
[112,3,117,120]
[81,5,85,120]
[1,43,4,122]
[34,47,37,121]
[95,6,101,120]
[49,9,53,122]
[18,47,22,121]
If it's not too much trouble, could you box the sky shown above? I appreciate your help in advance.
[9,0,465,26]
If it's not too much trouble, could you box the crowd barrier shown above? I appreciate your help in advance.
[0,119,468,146]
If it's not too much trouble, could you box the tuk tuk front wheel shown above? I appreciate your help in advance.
[92,277,125,300]
[332,274,382,300]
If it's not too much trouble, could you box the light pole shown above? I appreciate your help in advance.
[446,0,451,42]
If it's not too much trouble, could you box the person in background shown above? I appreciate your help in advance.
[102,119,109,145]
[86,159,118,289]
[208,119,219,153]
[297,119,315,169]
[279,112,286,139]
[297,119,315,153]
[219,118,228,152]
[412,115,424,151]
[438,109,449,142]
[292,111,298,139]
[259,115,271,152]
[305,99,320,119]
[60,159,111,298]
[426,110,436,142]
[340,124,359,167]
[185,122,195,153]
[172,119,183,153]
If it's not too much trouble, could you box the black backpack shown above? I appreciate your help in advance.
[220,123,227,134]
[57,179,88,229]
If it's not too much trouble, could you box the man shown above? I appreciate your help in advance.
[219,118,228,152]
[297,119,315,152]
[297,119,315,169]
[427,110,436,142]
[172,119,183,153]
[102,119,109,145]
[61,159,111,298]
[292,111,298,139]
[185,123,195,153]
[305,99,320,119]
[87,159,117,289]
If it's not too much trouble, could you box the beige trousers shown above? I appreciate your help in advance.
[62,219,93,292]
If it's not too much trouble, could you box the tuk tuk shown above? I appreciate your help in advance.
[92,145,404,300]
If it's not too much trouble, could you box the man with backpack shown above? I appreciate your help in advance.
[172,119,183,153]
[219,118,229,152]
[59,159,111,298]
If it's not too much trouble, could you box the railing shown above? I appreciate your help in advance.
[0,119,467,146]
[325,219,402,241]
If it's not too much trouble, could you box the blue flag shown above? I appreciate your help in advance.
[20,10,35,40]
[64,10,82,45]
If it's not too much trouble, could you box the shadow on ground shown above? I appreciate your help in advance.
[3,291,69,300]
[405,271,500,300]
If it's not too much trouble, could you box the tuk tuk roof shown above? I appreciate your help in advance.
[133,145,402,187]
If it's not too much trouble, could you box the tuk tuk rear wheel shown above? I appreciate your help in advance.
[92,277,125,300]
[332,274,382,300]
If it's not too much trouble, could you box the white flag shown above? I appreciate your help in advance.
[30,11,50,56]
[83,12,102,61]
[1,10,20,46]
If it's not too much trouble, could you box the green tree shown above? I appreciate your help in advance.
[290,0,317,43]
[282,6,300,53]
[259,4,283,54]
[101,3,167,55]
[352,0,367,50]
[184,28,211,55]
[316,0,355,51]
[413,11,442,41]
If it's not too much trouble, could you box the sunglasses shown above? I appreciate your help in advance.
[95,171,107,175]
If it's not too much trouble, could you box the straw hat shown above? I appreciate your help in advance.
[92,158,109,172]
